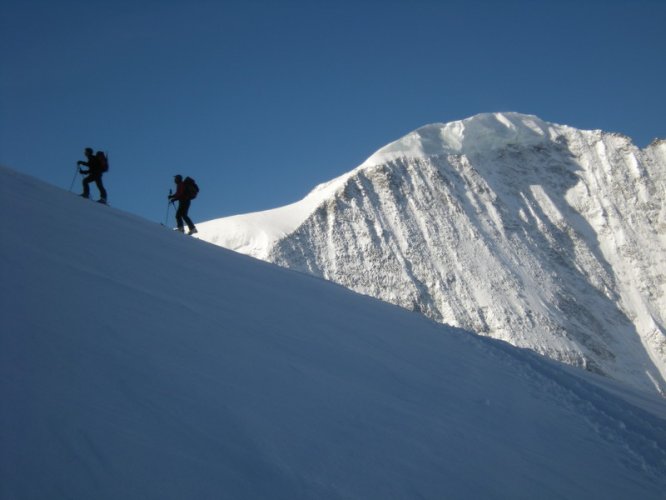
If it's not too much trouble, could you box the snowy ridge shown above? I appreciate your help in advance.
[197,112,666,395]
[199,170,356,259]
[2,165,666,498]
[362,112,564,164]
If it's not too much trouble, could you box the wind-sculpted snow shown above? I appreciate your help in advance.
[361,112,558,164]
[198,113,666,395]
[2,165,666,498]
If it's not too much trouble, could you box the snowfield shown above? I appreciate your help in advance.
[1,165,666,499]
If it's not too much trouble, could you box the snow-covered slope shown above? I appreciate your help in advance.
[2,165,666,499]
[197,112,666,396]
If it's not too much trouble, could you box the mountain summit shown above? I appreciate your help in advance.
[198,112,666,395]
[363,112,563,163]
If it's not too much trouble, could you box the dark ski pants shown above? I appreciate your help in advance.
[82,174,107,200]
[175,199,195,231]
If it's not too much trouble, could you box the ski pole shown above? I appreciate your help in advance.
[69,164,80,192]
[165,190,173,225]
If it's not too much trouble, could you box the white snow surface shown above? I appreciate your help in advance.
[362,112,557,164]
[2,165,666,499]
[197,112,666,396]
[200,171,354,260]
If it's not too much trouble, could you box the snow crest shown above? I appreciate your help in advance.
[362,112,560,165]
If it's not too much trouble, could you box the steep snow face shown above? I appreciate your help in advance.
[197,113,666,395]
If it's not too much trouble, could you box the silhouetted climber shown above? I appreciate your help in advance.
[78,147,108,204]
[168,175,199,235]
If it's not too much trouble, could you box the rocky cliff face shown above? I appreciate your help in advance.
[199,113,666,394]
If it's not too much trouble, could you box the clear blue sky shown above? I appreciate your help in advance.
[1,0,664,225]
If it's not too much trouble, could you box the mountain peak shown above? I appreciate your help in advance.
[362,112,558,167]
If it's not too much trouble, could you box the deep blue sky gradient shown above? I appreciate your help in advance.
[1,0,665,224]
